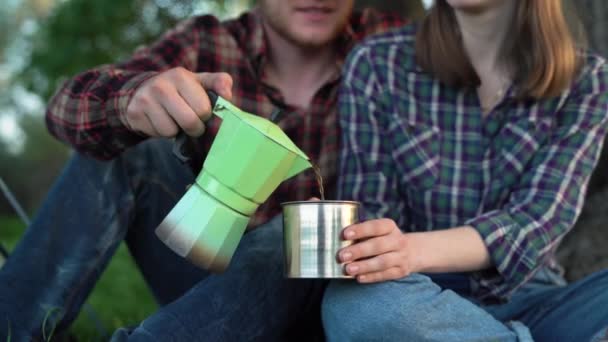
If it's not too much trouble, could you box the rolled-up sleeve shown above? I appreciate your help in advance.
[466,58,608,299]
[45,16,208,159]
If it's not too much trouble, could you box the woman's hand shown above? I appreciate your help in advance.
[339,221,492,282]
[338,219,419,283]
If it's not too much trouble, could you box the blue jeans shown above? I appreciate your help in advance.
[323,268,608,341]
[0,139,326,341]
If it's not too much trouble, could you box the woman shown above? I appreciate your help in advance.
[326,0,608,341]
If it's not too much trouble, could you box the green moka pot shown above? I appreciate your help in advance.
[156,95,312,273]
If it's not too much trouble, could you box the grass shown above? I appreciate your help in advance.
[1,216,157,341]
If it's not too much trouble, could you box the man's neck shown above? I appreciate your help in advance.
[262,22,339,109]
[455,2,516,74]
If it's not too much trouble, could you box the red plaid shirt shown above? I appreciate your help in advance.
[46,9,405,227]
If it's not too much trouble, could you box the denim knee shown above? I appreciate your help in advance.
[321,273,442,341]
[231,215,285,271]
[321,273,526,342]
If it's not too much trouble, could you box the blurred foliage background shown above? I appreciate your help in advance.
[0,0,607,340]
[0,0,253,216]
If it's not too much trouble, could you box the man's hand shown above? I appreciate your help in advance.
[125,67,233,137]
[338,218,418,283]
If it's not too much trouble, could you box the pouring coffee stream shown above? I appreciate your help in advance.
[157,90,321,272]
[312,164,325,201]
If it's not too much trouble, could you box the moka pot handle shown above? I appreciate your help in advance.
[172,90,219,164]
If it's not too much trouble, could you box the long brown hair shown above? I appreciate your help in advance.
[415,0,584,99]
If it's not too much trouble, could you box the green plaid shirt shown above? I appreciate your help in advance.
[338,25,608,301]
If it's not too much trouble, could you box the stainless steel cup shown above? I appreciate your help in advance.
[281,200,360,278]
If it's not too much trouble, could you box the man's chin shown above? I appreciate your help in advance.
[289,33,338,49]
[294,39,333,50]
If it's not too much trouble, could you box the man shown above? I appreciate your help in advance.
[0,1,404,340]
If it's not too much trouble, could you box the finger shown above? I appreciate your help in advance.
[126,108,160,137]
[160,88,205,137]
[357,267,409,283]
[176,76,213,122]
[308,197,320,201]
[196,72,233,100]
[144,100,179,137]
[344,252,400,276]
[338,235,400,263]
[342,218,395,241]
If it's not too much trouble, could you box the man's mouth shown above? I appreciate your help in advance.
[294,6,335,19]
[295,6,334,13]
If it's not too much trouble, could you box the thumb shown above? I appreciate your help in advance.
[196,72,233,101]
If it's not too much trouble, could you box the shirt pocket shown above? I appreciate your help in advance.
[493,116,553,189]
[390,121,440,191]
